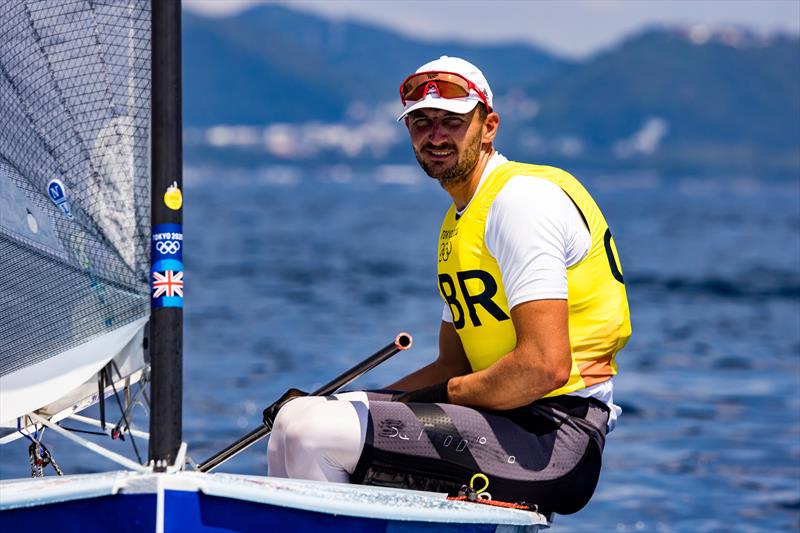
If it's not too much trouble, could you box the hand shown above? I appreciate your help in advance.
[392,380,450,404]
[262,388,308,430]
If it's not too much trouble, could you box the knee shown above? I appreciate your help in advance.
[272,397,321,439]
[282,405,331,453]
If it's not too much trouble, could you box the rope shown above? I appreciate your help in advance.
[20,416,44,478]
[57,425,108,436]
[27,440,63,477]
[49,457,63,476]
[446,475,539,513]
[106,364,142,464]
[112,369,149,433]
[447,495,536,511]
[28,443,41,478]
[16,366,151,477]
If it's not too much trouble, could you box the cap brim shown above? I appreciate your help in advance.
[397,95,480,121]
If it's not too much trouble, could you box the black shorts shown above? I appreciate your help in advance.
[351,392,609,516]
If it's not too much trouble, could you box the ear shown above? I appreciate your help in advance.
[481,112,499,144]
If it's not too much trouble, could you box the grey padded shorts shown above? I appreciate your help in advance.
[351,392,609,515]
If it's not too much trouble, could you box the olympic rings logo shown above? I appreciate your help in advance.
[156,240,181,255]
[438,241,452,263]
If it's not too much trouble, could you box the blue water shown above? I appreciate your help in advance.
[2,168,798,532]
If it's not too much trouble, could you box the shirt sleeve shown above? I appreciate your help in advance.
[485,176,590,310]
[442,304,453,323]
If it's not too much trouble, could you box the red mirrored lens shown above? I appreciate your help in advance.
[401,72,471,103]
[404,80,470,102]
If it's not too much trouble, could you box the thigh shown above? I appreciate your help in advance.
[352,399,608,515]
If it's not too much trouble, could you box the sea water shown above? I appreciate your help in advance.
[1,168,798,532]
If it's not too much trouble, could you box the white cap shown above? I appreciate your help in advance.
[397,56,493,121]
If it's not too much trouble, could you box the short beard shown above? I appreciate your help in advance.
[415,127,483,187]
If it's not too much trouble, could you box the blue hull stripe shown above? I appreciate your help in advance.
[0,494,155,533]
[0,491,503,533]
[166,491,499,532]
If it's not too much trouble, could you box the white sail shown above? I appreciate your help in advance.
[0,317,147,432]
[0,1,151,438]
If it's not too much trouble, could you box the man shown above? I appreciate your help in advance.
[266,56,631,516]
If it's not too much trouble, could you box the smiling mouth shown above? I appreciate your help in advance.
[426,147,455,159]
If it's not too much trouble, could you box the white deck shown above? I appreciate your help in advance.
[0,470,550,530]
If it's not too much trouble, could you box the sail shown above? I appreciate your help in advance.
[0,1,151,427]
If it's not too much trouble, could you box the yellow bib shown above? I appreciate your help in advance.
[437,162,631,397]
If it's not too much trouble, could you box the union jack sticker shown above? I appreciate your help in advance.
[152,270,184,300]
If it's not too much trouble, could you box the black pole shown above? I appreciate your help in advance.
[196,333,413,473]
[149,0,183,471]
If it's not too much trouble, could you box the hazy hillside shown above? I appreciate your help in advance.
[183,6,800,177]
[183,4,564,126]
[183,10,351,125]
[519,28,800,175]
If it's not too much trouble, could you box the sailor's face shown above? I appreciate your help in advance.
[405,107,483,185]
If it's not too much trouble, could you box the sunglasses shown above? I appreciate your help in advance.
[399,71,491,111]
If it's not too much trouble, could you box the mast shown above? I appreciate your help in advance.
[149,0,183,471]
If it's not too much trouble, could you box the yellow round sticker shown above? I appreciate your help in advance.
[164,181,182,210]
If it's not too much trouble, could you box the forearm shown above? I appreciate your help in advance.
[447,348,568,410]
[387,359,458,391]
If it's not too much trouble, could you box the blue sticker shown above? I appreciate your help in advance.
[47,178,73,219]
[151,223,183,308]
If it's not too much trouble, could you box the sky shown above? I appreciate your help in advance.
[183,0,800,58]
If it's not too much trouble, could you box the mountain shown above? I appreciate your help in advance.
[183,5,565,126]
[183,6,800,177]
[183,10,350,125]
[513,27,800,175]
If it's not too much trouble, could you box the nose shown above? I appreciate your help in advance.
[427,120,448,145]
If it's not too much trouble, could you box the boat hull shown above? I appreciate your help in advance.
[0,471,549,532]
